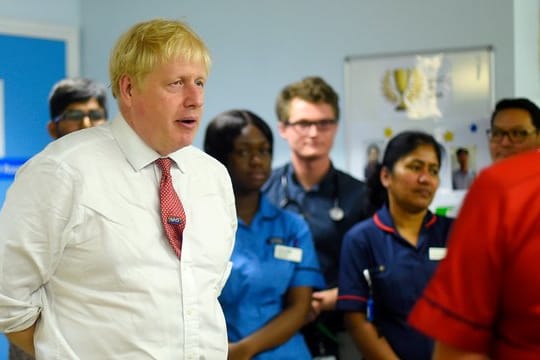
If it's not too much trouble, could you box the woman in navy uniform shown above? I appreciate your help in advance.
[204,110,325,359]
[336,131,453,360]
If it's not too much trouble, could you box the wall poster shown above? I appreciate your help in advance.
[344,47,493,213]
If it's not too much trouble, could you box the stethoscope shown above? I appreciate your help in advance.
[278,165,344,222]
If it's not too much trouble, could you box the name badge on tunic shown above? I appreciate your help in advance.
[429,247,447,261]
[274,244,303,263]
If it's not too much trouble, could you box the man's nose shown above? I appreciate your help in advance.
[499,133,513,146]
[184,85,204,108]
[80,116,92,128]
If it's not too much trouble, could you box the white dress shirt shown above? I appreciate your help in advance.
[0,115,236,359]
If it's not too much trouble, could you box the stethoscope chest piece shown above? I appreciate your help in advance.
[280,165,345,222]
[328,203,344,222]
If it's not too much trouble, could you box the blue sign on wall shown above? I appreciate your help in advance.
[0,33,66,207]
[0,157,27,180]
[0,26,70,358]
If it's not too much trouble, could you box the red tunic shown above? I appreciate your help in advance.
[409,150,540,359]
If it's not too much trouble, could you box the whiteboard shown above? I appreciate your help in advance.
[344,46,494,191]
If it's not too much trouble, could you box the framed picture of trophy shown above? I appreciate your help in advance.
[343,46,494,192]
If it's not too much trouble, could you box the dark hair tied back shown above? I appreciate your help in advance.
[366,130,442,215]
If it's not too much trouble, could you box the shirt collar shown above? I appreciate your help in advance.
[373,204,437,234]
[238,194,281,228]
[110,114,190,173]
[285,162,337,193]
[259,193,281,220]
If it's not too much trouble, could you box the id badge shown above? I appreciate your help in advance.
[274,244,303,263]
[429,247,447,260]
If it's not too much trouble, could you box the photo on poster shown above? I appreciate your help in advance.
[450,145,477,190]
[361,139,385,181]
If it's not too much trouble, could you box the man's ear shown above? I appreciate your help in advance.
[47,121,59,139]
[277,121,287,139]
[118,75,134,102]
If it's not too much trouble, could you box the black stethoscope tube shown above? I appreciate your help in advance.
[279,165,344,222]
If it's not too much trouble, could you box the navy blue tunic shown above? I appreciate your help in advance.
[337,205,453,360]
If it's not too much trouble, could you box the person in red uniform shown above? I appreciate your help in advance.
[409,149,540,360]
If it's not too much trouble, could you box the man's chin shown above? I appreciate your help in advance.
[297,150,327,161]
[493,153,513,162]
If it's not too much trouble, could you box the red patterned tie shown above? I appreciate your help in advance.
[156,158,185,258]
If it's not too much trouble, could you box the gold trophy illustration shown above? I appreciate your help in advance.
[383,67,423,111]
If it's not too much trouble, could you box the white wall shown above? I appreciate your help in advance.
[2,0,538,172]
[514,0,540,103]
[0,0,80,27]
[80,0,521,170]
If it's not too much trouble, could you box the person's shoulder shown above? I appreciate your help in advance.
[269,164,287,179]
[43,125,113,161]
[261,194,308,230]
[333,167,366,198]
[334,167,364,185]
[432,213,454,233]
[344,215,375,239]
[262,163,288,191]
[436,214,454,226]
[277,206,306,226]
[262,194,300,221]
[184,146,227,172]
[479,150,540,190]
[341,216,377,253]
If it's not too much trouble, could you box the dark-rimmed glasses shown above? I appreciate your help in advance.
[53,109,107,124]
[284,119,337,135]
[486,128,538,144]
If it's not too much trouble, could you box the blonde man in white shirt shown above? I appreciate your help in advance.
[0,18,236,359]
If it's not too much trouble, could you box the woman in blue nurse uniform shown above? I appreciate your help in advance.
[204,110,325,360]
[336,131,453,360]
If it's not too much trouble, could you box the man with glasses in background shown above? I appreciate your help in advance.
[8,77,107,360]
[263,76,367,359]
[487,97,540,162]
[409,102,540,358]
[47,77,108,139]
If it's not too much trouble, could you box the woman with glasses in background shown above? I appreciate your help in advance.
[336,130,454,360]
[204,109,325,359]
[487,97,540,162]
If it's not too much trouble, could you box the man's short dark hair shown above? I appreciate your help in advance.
[456,147,468,157]
[48,78,108,120]
[491,98,540,129]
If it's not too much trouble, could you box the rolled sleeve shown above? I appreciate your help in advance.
[0,156,75,332]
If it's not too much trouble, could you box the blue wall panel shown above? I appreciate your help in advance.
[0,33,66,205]
[0,33,67,358]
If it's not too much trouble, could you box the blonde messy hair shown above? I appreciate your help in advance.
[109,18,211,98]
